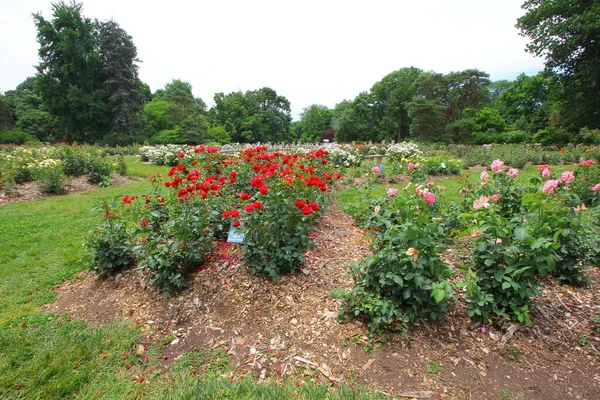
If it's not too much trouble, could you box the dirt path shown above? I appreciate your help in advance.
[48,203,600,399]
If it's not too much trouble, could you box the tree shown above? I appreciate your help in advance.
[34,1,106,141]
[297,105,333,142]
[98,20,143,135]
[408,69,490,142]
[496,72,555,133]
[0,95,14,132]
[210,88,291,143]
[370,67,423,141]
[33,1,143,142]
[155,79,206,114]
[517,0,600,130]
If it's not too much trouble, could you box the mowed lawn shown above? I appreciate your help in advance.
[0,159,383,399]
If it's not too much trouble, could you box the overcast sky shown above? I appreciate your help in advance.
[1,0,544,118]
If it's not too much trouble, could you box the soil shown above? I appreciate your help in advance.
[0,174,139,206]
[47,203,600,400]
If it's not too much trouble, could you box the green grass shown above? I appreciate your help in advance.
[108,155,170,178]
[0,160,387,399]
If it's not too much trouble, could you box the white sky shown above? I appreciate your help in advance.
[1,0,544,118]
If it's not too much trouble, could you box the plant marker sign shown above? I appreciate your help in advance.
[227,222,245,243]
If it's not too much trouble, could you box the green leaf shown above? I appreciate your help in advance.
[514,227,528,241]
[431,288,445,304]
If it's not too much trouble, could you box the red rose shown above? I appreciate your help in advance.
[245,204,255,213]
[253,201,263,209]
[302,206,312,215]
[295,200,307,208]
[309,202,319,211]
[140,219,149,227]
[233,220,240,227]
[259,185,268,195]
[177,152,185,158]
[231,210,240,218]
[239,192,251,200]
[321,159,328,164]
[122,195,133,204]
[223,211,232,218]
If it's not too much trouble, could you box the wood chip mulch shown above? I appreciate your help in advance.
[47,202,600,399]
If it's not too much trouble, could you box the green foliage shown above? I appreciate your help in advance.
[427,361,441,374]
[0,130,37,144]
[33,2,143,141]
[33,164,67,195]
[205,124,231,144]
[472,130,530,145]
[57,146,89,176]
[297,104,334,142]
[474,107,508,133]
[338,185,452,330]
[517,0,600,131]
[211,87,292,143]
[84,156,113,184]
[0,96,15,132]
[408,69,490,142]
[85,200,133,276]
[533,126,572,146]
[138,197,213,296]
[98,20,143,135]
[370,67,423,141]
[420,156,462,175]
[115,155,128,175]
[570,163,600,206]
[466,213,555,324]
[14,109,58,141]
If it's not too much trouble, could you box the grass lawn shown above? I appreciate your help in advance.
[0,159,383,399]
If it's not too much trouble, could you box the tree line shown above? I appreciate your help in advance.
[0,0,598,146]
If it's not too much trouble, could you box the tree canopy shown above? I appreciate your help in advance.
[517,0,600,130]
[33,1,143,141]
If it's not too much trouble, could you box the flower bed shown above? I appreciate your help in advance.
[0,144,126,196]
[87,145,342,294]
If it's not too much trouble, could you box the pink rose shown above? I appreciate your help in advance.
[542,179,560,194]
[480,171,489,184]
[490,159,505,173]
[574,204,587,211]
[559,171,575,185]
[578,159,594,167]
[422,191,436,206]
[537,164,550,172]
[473,196,490,210]
[591,183,600,192]
[407,163,415,172]
[507,168,519,178]
[542,168,550,178]
[371,166,381,175]
[491,194,500,201]
[387,187,398,197]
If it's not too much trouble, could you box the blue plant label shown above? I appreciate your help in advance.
[227,222,245,243]
[379,163,385,172]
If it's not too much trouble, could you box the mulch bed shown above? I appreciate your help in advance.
[46,202,600,399]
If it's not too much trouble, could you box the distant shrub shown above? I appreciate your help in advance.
[0,130,37,145]
[533,126,571,146]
